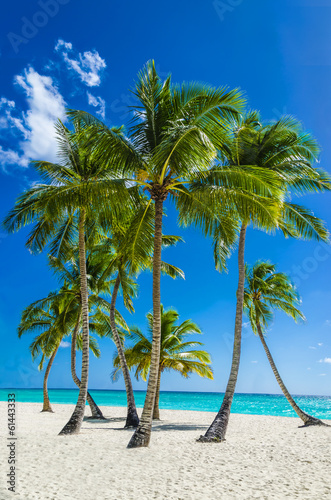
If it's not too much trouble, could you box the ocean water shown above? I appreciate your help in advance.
[1,389,330,419]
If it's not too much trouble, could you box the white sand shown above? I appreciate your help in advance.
[0,402,330,500]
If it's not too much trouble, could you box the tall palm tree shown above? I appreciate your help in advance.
[112,306,213,419]
[70,63,282,447]
[3,121,129,435]
[244,261,327,426]
[198,112,330,442]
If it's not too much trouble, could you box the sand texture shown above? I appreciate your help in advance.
[0,402,330,500]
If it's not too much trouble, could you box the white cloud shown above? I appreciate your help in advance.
[319,358,331,364]
[0,146,29,169]
[0,97,29,138]
[55,40,72,52]
[15,67,66,163]
[0,67,66,170]
[319,373,326,376]
[242,322,250,329]
[309,346,317,350]
[60,341,71,348]
[55,39,106,87]
[307,367,311,370]
[324,320,331,327]
[0,97,15,108]
[317,343,323,346]
[251,361,258,364]
[87,92,105,119]
[0,39,106,171]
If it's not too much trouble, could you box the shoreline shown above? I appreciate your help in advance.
[0,402,330,499]
[1,389,330,420]
[1,399,331,420]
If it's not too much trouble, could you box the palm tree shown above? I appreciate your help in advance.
[112,306,213,419]
[19,297,63,413]
[70,63,282,447]
[3,121,130,435]
[18,293,101,413]
[93,203,184,427]
[198,112,330,442]
[243,261,327,426]
[48,252,131,420]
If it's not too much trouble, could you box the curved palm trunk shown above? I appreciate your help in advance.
[59,209,90,435]
[128,197,164,448]
[41,344,60,412]
[199,223,247,442]
[71,314,105,420]
[256,322,326,426]
[152,366,162,420]
[110,273,139,428]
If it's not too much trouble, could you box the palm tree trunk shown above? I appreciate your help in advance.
[41,344,59,413]
[110,272,139,428]
[70,314,105,420]
[152,366,161,420]
[199,223,247,442]
[128,196,164,448]
[256,321,326,426]
[59,209,90,435]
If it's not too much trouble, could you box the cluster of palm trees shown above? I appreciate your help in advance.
[3,60,330,447]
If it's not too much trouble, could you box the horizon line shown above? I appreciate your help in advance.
[0,388,330,398]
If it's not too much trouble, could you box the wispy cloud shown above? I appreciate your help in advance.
[55,39,106,87]
[251,360,258,364]
[0,146,29,169]
[60,341,71,348]
[0,97,28,137]
[309,346,317,350]
[319,373,326,377]
[319,357,331,364]
[87,92,105,119]
[324,320,331,327]
[317,343,323,346]
[0,67,66,170]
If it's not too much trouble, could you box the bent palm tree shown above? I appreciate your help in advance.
[19,292,102,414]
[18,294,66,412]
[244,261,327,426]
[113,306,213,420]
[94,203,184,427]
[199,112,330,442]
[3,121,129,435]
[48,253,130,420]
[69,312,104,419]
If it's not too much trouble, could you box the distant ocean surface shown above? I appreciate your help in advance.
[1,389,330,419]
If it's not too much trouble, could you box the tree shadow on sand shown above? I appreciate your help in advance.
[151,423,208,432]
[81,417,208,432]
[83,416,126,423]
[82,421,208,432]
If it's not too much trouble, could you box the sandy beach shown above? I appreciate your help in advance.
[0,402,330,500]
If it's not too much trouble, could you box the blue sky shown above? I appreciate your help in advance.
[0,0,331,396]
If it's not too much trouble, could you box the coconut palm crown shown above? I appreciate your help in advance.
[113,305,213,419]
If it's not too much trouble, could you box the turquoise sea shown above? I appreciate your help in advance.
[1,389,330,419]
